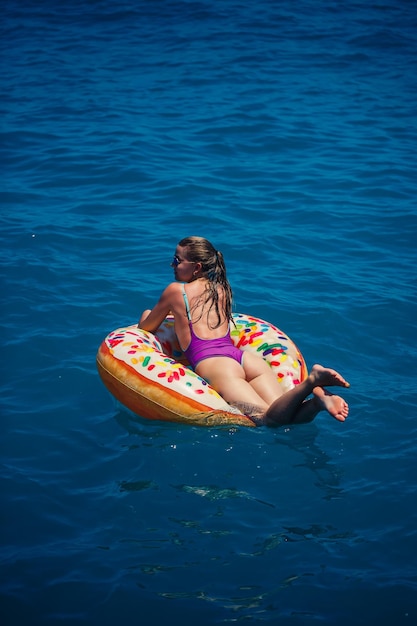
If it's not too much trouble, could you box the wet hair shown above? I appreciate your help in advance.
[178,236,233,328]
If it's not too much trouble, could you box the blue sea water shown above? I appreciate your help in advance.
[2,0,417,624]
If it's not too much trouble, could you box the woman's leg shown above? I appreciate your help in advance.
[196,357,269,410]
[196,358,349,428]
[240,352,287,404]
[263,365,350,427]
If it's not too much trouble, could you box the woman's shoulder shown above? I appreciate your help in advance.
[164,281,183,292]
[161,281,184,299]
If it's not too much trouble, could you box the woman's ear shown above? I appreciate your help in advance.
[193,262,203,275]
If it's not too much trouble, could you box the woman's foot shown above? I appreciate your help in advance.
[313,387,349,422]
[309,364,350,389]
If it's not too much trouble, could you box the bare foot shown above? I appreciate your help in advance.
[313,387,349,422]
[309,364,350,389]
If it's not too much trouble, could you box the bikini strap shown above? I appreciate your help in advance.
[182,284,192,321]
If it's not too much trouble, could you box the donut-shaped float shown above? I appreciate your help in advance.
[96,313,307,427]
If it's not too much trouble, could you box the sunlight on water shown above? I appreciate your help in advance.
[1,1,416,624]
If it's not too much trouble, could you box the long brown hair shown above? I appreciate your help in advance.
[178,236,233,328]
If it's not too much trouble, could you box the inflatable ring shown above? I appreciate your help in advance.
[96,313,307,427]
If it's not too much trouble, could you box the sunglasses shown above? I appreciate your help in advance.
[171,255,195,268]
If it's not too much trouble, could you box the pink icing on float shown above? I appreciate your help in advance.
[96,314,307,427]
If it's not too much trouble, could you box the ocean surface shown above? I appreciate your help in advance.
[2,1,417,624]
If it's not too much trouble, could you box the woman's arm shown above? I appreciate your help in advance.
[139,309,152,325]
[138,283,177,332]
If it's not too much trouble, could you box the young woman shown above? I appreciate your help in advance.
[139,236,349,427]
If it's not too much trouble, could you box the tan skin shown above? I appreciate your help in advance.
[139,245,350,426]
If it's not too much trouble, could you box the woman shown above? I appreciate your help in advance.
[139,236,349,427]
